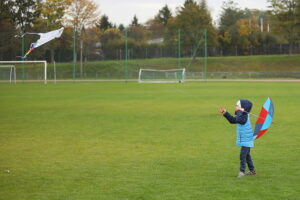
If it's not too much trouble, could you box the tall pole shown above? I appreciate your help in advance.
[125,29,128,82]
[44,61,47,84]
[21,33,25,82]
[177,29,181,68]
[73,27,76,81]
[204,29,208,81]
[54,60,56,84]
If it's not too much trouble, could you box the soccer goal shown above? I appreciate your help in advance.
[0,61,47,84]
[0,65,16,84]
[138,68,186,83]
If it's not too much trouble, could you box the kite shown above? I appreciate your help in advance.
[253,97,274,140]
[18,27,64,59]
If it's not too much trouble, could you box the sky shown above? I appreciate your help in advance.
[95,0,269,26]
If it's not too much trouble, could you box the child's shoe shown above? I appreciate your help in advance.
[237,171,246,178]
[245,171,256,176]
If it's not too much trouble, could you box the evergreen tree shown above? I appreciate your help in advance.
[155,5,172,26]
[118,24,125,32]
[219,0,245,35]
[168,0,217,46]
[131,15,140,26]
[97,15,113,30]
[184,0,196,7]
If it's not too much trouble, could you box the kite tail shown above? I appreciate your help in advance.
[24,48,34,58]
[16,48,34,59]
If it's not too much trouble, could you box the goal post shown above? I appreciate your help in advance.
[0,61,47,84]
[138,68,186,83]
[0,65,16,84]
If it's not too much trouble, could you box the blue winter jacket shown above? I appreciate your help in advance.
[223,99,254,147]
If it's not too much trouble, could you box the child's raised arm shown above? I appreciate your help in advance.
[223,111,247,125]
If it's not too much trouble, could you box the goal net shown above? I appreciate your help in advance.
[0,65,16,84]
[0,61,47,84]
[138,68,186,83]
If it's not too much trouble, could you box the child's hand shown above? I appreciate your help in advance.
[219,107,226,114]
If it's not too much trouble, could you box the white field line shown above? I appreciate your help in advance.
[1,79,300,83]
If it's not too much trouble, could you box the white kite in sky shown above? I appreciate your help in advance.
[19,27,64,59]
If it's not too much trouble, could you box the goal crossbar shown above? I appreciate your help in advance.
[0,61,47,84]
[140,68,186,72]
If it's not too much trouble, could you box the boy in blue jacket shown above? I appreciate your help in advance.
[219,99,257,178]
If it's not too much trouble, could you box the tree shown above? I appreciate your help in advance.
[35,0,71,62]
[0,0,41,60]
[131,15,140,26]
[268,0,300,54]
[218,1,265,55]
[145,19,165,39]
[0,0,16,60]
[11,0,41,32]
[81,27,102,60]
[155,5,172,26]
[219,0,245,35]
[66,0,100,77]
[100,28,123,59]
[167,0,217,51]
[118,24,125,32]
[97,15,112,30]
[0,19,18,60]
[0,0,13,21]
[184,0,195,6]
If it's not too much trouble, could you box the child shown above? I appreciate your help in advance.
[219,99,256,178]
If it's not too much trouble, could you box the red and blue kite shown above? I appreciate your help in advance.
[253,97,274,140]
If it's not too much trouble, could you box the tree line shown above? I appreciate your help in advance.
[1,0,300,63]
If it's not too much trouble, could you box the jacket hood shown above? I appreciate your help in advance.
[240,99,252,112]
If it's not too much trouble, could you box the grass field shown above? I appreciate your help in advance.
[0,82,300,200]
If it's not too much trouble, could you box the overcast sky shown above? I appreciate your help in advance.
[95,0,269,26]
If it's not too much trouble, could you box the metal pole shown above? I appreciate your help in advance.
[178,29,181,68]
[125,29,128,82]
[204,29,208,81]
[44,61,47,84]
[14,66,16,84]
[73,28,76,81]
[22,34,25,82]
[10,66,12,84]
[54,60,56,84]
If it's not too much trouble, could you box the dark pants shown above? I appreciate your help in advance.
[240,147,255,172]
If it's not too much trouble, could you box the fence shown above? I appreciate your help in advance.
[1,28,300,82]
[45,71,300,81]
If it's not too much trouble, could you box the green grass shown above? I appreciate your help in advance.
[0,82,300,200]
[56,54,300,72]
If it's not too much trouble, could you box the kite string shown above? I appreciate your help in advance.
[172,85,273,122]
[245,111,275,124]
